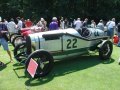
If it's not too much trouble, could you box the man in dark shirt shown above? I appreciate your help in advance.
[83,18,88,27]
[0,19,13,62]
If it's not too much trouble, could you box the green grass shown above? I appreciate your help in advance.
[0,43,120,90]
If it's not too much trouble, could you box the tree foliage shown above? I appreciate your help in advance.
[0,0,120,21]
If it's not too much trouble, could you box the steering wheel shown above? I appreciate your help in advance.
[81,28,90,38]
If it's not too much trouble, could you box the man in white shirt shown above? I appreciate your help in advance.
[60,17,65,29]
[97,19,104,30]
[107,18,116,39]
[7,18,17,34]
[74,18,82,30]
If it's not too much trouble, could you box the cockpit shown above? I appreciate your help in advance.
[77,27,91,38]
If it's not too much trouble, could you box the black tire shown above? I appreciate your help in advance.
[12,35,25,47]
[25,50,54,78]
[9,33,19,43]
[99,40,113,60]
[14,42,27,63]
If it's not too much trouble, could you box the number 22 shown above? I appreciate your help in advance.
[67,38,77,49]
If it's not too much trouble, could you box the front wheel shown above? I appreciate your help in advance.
[99,40,113,60]
[25,50,54,78]
[9,33,19,43]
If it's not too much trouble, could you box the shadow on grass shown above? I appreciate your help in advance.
[13,66,26,78]
[25,74,54,87]
[25,55,115,86]
[52,55,115,77]
[101,58,115,64]
[13,63,25,67]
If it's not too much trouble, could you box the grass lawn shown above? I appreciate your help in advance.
[0,43,120,90]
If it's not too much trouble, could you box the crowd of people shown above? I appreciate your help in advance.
[0,16,120,66]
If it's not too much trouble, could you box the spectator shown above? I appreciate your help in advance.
[83,18,88,27]
[74,18,82,30]
[16,17,23,32]
[107,18,116,39]
[25,19,33,27]
[91,20,96,28]
[64,18,69,29]
[7,18,17,35]
[3,19,8,26]
[49,17,58,30]
[60,17,65,29]
[97,19,104,30]
[21,18,26,28]
[0,18,13,62]
[68,18,73,28]
[106,20,111,27]
[37,18,47,31]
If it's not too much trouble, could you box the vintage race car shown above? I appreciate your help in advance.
[14,27,113,78]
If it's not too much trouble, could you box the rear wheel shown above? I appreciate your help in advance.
[14,42,27,63]
[25,50,54,78]
[9,33,19,43]
[99,40,113,60]
[12,35,25,47]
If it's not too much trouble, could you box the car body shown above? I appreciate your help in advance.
[14,27,113,78]
[26,28,105,56]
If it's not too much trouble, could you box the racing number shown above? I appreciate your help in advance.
[67,39,71,49]
[67,38,77,49]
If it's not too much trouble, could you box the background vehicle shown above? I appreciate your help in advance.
[11,26,44,47]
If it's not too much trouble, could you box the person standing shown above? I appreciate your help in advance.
[60,17,65,29]
[107,18,116,39]
[74,18,82,30]
[16,17,23,33]
[7,18,17,34]
[91,20,96,28]
[37,18,47,31]
[97,19,104,30]
[82,18,88,27]
[49,17,58,30]
[64,18,69,29]
[25,19,33,27]
[3,19,8,26]
[0,18,13,62]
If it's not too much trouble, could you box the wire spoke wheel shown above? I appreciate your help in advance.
[14,43,27,62]
[25,50,54,78]
[99,40,113,60]
[12,35,25,47]
[10,33,19,43]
